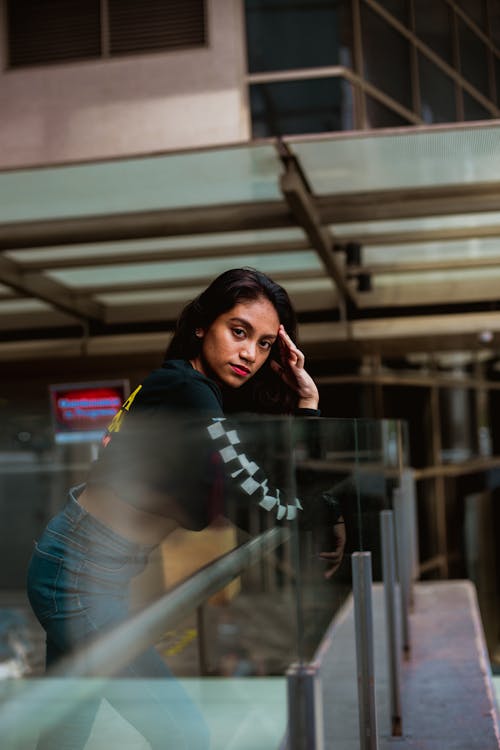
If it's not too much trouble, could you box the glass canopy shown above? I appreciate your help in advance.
[1,122,500,358]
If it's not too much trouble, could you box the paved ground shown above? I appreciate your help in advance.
[319,581,500,750]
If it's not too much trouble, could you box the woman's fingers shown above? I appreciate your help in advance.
[279,325,305,367]
[274,325,319,406]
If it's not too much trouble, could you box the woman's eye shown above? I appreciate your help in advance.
[260,341,272,350]
[232,328,245,338]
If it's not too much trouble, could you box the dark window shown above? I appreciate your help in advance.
[490,3,500,49]
[108,0,205,56]
[6,0,206,68]
[459,18,490,97]
[361,4,413,111]
[364,94,411,129]
[249,77,352,137]
[371,0,410,27]
[496,54,500,105]
[454,0,487,30]
[418,53,457,123]
[414,0,453,66]
[463,90,492,120]
[245,0,353,73]
[7,0,101,67]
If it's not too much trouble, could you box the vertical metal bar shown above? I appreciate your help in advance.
[196,604,209,676]
[352,551,379,750]
[429,384,449,578]
[401,469,419,602]
[351,0,368,128]
[286,662,324,750]
[393,488,411,655]
[485,0,498,105]
[408,0,422,119]
[451,6,464,120]
[100,0,110,58]
[380,511,402,737]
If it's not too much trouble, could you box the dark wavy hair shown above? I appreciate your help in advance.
[165,268,298,413]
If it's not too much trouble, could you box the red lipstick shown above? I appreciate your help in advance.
[230,364,250,377]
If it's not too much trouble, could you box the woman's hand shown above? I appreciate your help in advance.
[318,519,346,579]
[270,325,319,409]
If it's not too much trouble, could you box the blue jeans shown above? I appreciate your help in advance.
[26,486,210,749]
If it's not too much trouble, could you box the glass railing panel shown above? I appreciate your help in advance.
[0,414,408,750]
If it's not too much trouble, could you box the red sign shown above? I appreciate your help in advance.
[49,381,129,444]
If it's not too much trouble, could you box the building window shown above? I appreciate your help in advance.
[454,0,487,31]
[414,0,453,66]
[245,0,352,73]
[361,3,413,111]
[6,0,206,69]
[372,0,410,27]
[418,53,457,123]
[249,77,353,137]
[463,90,492,120]
[458,17,490,97]
[495,54,500,105]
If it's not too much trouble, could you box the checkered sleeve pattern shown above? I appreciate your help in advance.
[207,418,303,522]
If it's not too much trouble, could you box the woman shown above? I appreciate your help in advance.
[27,268,344,749]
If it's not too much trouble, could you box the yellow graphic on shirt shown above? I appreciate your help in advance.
[102,384,142,446]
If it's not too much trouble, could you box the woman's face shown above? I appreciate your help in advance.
[191,297,280,388]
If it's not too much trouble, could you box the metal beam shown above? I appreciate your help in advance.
[349,256,500,275]
[356,276,500,308]
[336,224,500,247]
[318,182,500,224]
[0,201,293,251]
[0,255,103,323]
[280,162,357,308]
[12,239,310,272]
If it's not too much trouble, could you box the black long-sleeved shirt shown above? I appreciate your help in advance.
[88,359,336,531]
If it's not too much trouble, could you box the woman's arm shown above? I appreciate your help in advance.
[206,417,302,522]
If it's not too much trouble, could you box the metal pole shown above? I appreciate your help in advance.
[380,511,403,736]
[352,551,379,750]
[401,469,419,606]
[196,604,209,676]
[286,662,324,750]
[393,488,411,655]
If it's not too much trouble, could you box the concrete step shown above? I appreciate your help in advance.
[319,580,500,749]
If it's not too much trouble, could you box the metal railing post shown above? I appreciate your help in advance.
[393,487,411,655]
[286,662,324,750]
[380,510,402,736]
[352,551,379,750]
[401,468,419,607]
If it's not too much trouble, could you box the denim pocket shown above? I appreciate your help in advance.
[26,544,63,622]
[80,550,146,584]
